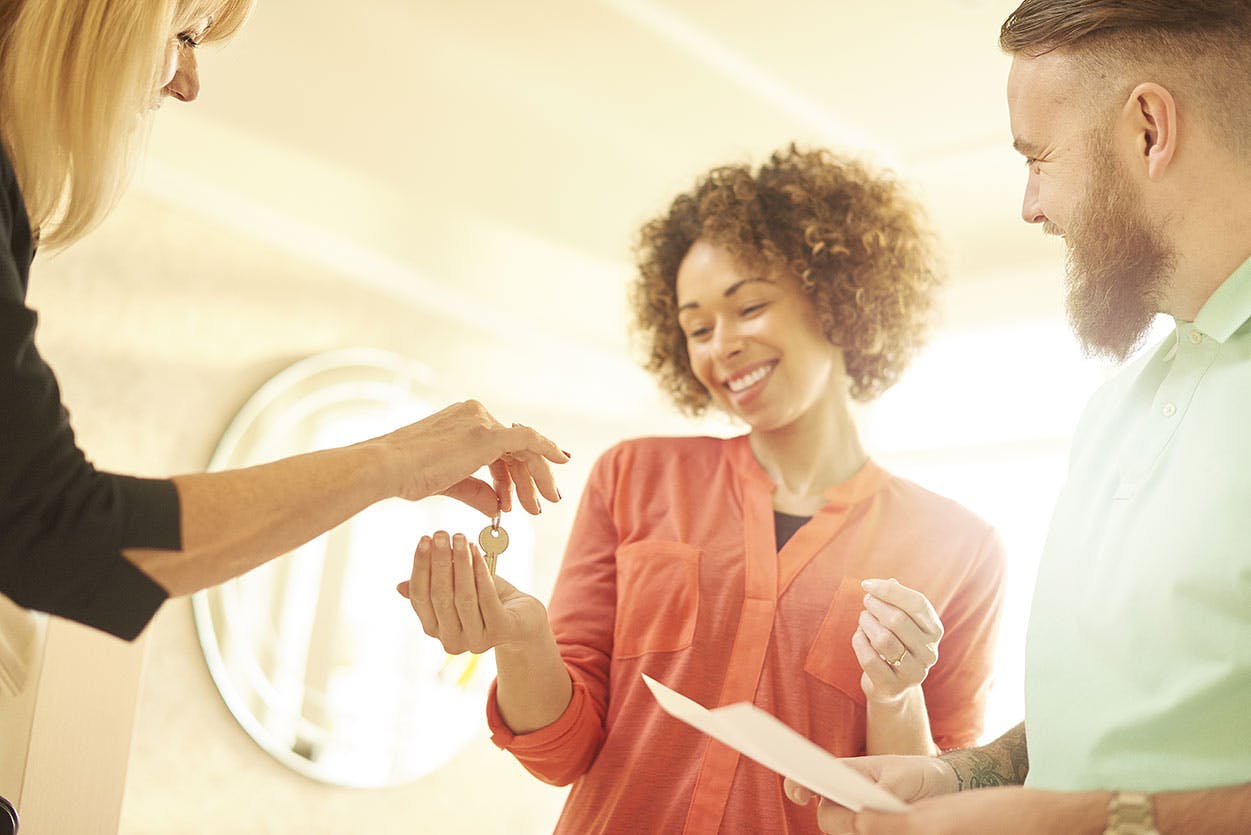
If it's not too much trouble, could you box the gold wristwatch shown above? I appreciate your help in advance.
[1103,791,1159,835]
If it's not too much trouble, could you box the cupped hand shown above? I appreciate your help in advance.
[852,578,943,703]
[783,754,959,834]
[396,530,552,654]
[377,400,569,516]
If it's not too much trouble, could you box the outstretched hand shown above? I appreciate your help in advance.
[397,530,551,654]
[375,400,569,516]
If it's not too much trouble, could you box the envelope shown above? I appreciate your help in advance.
[642,674,908,814]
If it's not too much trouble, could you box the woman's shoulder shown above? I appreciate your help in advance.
[601,434,730,461]
[590,435,736,481]
[875,466,998,541]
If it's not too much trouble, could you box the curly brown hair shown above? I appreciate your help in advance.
[631,145,943,414]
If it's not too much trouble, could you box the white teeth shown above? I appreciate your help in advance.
[727,363,773,393]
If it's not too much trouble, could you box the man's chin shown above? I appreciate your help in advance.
[1071,315,1154,362]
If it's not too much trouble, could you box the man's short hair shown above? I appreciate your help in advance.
[1000,1,1251,152]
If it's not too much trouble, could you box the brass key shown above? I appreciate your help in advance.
[478,510,510,575]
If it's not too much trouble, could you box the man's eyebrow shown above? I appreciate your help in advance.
[678,277,773,312]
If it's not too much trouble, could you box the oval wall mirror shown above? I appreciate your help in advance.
[191,349,534,787]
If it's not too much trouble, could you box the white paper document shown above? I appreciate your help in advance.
[642,674,908,814]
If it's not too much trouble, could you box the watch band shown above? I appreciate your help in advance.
[1103,791,1159,835]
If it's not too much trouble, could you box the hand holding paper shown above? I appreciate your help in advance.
[641,674,908,814]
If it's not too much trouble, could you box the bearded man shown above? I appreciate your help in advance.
[786,1,1251,833]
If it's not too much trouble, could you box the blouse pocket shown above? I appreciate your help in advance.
[613,540,701,659]
[803,578,867,705]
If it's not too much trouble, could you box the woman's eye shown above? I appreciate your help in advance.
[741,303,767,316]
[686,327,711,340]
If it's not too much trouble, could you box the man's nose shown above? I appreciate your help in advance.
[1021,169,1045,224]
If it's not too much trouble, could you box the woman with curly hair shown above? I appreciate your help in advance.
[403,146,1007,834]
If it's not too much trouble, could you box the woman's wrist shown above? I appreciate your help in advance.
[353,437,403,503]
[494,614,558,665]
[864,682,923,709]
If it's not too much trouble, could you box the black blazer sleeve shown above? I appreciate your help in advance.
[0,147,178,640]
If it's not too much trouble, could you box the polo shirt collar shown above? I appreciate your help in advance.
[1191,254,1251,343]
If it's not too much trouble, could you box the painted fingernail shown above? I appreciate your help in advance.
[562,449,573,459]
[556,488,563,501]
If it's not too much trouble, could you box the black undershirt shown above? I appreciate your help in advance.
[773,510,812,551]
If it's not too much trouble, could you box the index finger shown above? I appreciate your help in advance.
[489,458,514,513]
[501,423,569,466]
[861,578,941,635]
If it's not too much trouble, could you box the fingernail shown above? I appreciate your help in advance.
[562,449,573,459]
[861,579,881,591]
[556,488,563,501]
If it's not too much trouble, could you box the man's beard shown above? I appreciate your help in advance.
[1061,141,1174,361]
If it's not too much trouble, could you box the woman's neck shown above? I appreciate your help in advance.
[749,393,867,516]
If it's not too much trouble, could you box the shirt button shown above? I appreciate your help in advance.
[1188,331,1204,345]
[1162,403,1177,417]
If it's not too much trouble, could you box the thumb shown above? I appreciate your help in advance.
[491,573,520,597]
[441,476,500,517]
[396,580,410,597]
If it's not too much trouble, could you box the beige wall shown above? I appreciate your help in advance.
[24,187,698,834]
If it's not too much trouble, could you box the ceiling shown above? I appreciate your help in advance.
[141,0,1066,357]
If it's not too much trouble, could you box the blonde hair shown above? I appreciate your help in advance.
[0,0,252,249]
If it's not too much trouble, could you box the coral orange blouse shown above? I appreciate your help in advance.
[487,435,1006,835]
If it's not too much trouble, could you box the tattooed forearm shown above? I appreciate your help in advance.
[940,722,1029,791]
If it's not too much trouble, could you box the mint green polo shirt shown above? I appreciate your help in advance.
[1024,257,1251,792]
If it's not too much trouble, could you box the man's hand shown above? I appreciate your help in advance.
[784,755,958,833]
[792,785,1108,835]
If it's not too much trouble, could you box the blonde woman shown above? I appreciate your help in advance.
[403,147,1008,834]
[0,0,568,640]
